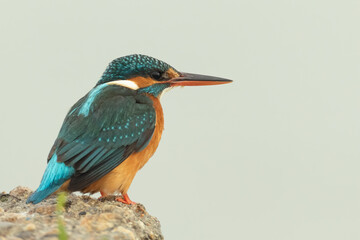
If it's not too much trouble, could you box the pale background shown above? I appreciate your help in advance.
[0,1,359,239]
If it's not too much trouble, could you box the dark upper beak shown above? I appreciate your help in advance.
[169,72,233,86]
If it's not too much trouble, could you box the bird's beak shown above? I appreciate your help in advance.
[169,72,232,86]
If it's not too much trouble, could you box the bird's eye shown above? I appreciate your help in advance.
[151,71,162,80]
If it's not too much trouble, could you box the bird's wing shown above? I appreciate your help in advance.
[48,87,156,191]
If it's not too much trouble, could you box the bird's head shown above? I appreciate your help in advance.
[97,54,232,97]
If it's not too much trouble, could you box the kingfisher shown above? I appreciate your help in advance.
[27,54,232,205]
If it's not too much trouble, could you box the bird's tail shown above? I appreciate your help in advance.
[26,185,63,204]
[27,153,74,204]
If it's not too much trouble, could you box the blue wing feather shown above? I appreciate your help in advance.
[27,153,75,204]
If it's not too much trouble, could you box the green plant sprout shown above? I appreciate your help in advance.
[56,192,68,240]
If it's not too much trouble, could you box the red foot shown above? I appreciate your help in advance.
[115,194,136,205]
[98,191,107,200]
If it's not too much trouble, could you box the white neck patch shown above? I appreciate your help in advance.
[107,80,139,90]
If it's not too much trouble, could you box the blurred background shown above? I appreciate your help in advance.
[0,1,359,239]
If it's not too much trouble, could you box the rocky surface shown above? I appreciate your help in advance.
[0,186,163,240]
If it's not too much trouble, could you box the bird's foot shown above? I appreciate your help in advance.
[98,191,107,200]
[115,193,136,205]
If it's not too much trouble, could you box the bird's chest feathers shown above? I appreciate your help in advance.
[131,95,164,168]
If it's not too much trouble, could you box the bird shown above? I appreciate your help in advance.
[27,54,232,204]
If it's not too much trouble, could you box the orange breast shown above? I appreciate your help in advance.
[81,95,164,195]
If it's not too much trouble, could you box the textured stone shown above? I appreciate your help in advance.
[0,213,25,222]
[15,230,34,239]
[80,213,116,231]
[23,223,36,231]
[9,187,32,199]
[0,221,16,236]
[29,205,56,215]
[0,186,163,239]
[112,226,136,240]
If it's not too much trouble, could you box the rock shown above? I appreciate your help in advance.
[29,205,56,215]
[41,229,58,240]
[0,186,163,239]
[9,187,32,199]
[0,221,16,236]
[23,223,36,231]
[78,211,86,216]
[0,213,25,222]
[15,230,34,239]
[80,213,116,231]
[112,226,136,240]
